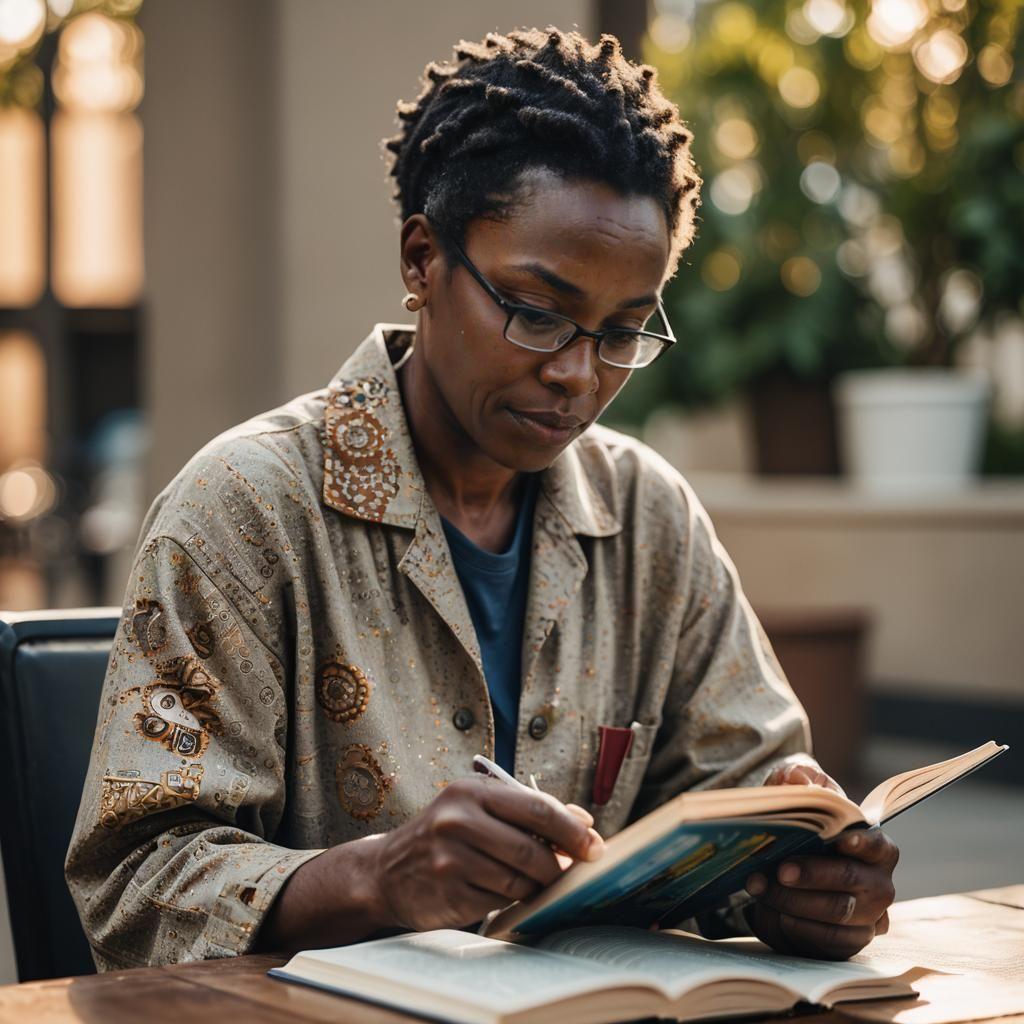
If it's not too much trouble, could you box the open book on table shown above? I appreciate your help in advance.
[269,741,1005,1024]
[483,740,1008,941]
[269,925,918,1024]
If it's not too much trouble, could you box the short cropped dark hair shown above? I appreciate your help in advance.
[384,27,702,274]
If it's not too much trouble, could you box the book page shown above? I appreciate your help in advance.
[835,972,1024,1023]
[537,927,913,1003]
[859,741,1008,824]
[288,930,650,1012]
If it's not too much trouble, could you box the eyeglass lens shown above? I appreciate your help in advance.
[505,309,666,368]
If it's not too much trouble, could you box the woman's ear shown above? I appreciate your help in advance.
[399,214,445,301]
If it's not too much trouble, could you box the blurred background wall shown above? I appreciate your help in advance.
[141,0,595,503]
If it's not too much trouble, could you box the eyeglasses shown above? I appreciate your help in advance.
[447,239,676,369]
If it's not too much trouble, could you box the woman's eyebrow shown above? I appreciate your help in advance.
[511,262,657,309]
[512,262,585,298]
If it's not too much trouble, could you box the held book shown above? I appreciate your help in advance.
[268,926,917,1024]
[483,740,1008,940]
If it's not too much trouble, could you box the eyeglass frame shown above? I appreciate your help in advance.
[445,237,677,369]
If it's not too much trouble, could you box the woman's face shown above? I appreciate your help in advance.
[402,171,672,473]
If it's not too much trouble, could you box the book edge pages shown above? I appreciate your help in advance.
[267,952,845,1024]
[268,963,501,1024]
[268,931,916,1024]
[859,740,1008,823]
[539,928,918,1008]
[271,941,667,1021]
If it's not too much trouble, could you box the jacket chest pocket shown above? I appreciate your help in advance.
[579,722,659,838]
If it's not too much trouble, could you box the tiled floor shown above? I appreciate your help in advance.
[858,736,1023,901]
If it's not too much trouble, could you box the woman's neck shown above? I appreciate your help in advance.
[397,350,524,551]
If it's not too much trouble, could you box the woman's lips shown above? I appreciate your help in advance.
[507,408,584,446]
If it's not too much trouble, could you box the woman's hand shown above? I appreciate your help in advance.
[258,776,602,952]
[742,763,899,960]
[370,776,603,932]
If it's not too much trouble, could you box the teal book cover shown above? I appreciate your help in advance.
[509,820,825,935]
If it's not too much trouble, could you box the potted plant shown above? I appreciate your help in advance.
[610,0,1024,484]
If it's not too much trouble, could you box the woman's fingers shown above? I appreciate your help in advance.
[765,763,845,794]
[835,827,901,869]
[565,802,595,827]
[449,845,543,903]
[761,881,858,925]
[431,803,564,886]
[778,913,877,960]
[761,848,897,900]
[746,899,876,961]
[754,879,879,927]
[475,779,604,862]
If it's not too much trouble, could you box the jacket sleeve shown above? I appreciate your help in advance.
[65,530,323,970]
[635,480,820,817]
[633,481,823,938]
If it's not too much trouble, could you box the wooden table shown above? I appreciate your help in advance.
[2,886,1021,1024]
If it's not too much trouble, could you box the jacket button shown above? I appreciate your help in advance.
[528,714,548,740]
[452,707,475,731]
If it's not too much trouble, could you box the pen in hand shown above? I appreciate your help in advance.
[472,754,604,866]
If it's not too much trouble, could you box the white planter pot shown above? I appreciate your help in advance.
[834,368,990,493]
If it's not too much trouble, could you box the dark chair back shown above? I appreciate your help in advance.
[0,608,120,981]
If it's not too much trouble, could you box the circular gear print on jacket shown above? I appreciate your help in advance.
[336,743,388,821]
[316,661,372,724]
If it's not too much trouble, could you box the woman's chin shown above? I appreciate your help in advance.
[484,435,571,475]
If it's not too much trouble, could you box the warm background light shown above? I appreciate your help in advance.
[702,248,743,290]
[0,330,47,466]
[715,117,759,160]
[866,0,930,49]
[51,110,144,306]
[0,462,56,522]
[648,12,690,53]
[800,161,842,204]
[0,107,45,306]
[778,66,821,108]
[53,11,144,113]
[713,2,757,45]
[977,44,1014,87]
[710,162,762,215]
[913,28,969,84]
[50,9,144,307]
[803,0,854,39]
[0,0,46,50]
[780,255,822,296]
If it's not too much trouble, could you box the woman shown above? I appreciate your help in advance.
[66,27,896,969]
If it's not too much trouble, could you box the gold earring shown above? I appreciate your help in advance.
[402,292,423,312]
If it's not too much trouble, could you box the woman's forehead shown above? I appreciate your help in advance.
[465,174,671,289]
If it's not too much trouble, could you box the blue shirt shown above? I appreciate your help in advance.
[441,476,539,775]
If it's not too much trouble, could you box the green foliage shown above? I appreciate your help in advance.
[639,0,1024,411]
[982,420,1024,474]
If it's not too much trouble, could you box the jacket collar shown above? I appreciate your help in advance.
[321,324,622,539]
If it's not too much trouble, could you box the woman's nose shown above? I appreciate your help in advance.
[539,336,600,397]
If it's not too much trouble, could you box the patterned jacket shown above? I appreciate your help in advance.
[65,324,818,969]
